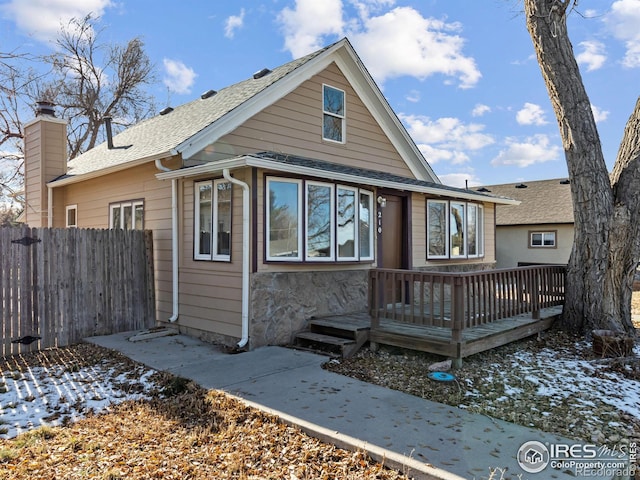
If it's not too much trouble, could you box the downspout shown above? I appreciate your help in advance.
[222,168,250,349]
[155,159,179,322]
[47,185,53,227]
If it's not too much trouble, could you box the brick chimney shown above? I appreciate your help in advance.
[23,102,68,227]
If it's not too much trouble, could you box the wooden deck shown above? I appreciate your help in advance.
[369,305,562,360]
[366,266,566,365]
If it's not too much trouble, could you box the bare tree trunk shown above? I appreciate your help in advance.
[524,0,638,336]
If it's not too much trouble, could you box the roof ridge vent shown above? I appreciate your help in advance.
[476,187,491,192]
[253,68,272,79]
[159,106,174,115]
[200,89,217,99]
[515,183,528,189]
[559,179,570,184]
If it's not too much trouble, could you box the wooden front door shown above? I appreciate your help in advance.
[378,194,407,269]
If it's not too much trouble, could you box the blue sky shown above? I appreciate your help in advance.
[1,0,639,187]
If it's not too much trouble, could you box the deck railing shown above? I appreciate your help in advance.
[369,265,565,341]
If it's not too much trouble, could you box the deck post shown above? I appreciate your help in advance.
[532,271,540,320]
[451,276,465,368]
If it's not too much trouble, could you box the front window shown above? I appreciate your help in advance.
[110,200,143,229]
[306,182,334,260]
[195,179,232,261]
[322,84,345,143]
[530,231,556,248]
[266,176,374,263]
[267,178,302,261]
[427,200,484,259]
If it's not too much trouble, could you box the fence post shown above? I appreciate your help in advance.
[451,276,465,368]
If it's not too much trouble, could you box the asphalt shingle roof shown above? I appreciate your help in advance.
[61,46,330,178]
[477,178,574,225]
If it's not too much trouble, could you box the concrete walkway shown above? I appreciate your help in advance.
[87,331,614,480]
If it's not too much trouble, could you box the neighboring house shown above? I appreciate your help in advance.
[476,178,574,268]
[22,38,516,350]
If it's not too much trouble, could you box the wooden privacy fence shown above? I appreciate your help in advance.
[369,265,566,332]
[1,226,155,357]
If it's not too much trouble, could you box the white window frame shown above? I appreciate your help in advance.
[305,181,335,262]
[427,200,449,259]
[266,178,303,262]
[359,190,375,262]
[530,231,556,248]
[194,179,232,262]
[336,185,359,261]
[66,204,78,228]
[322,84,346,144]
[427,200,485,260]
[109,200,144,229]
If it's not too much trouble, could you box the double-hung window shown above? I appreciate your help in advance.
[322,84,345,143]
[266,176,374,263]
[427,200,483,259]
[195,179,232,261]
[110,200,144,229]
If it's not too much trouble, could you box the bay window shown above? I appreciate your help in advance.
[427,200,484,259]
[266,176,374,263]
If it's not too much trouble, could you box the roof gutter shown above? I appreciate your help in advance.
[156,155,519,205]
[222,168,250,349]
[155,158,179,323]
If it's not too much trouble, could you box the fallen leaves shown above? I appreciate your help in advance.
[0,346,409,479]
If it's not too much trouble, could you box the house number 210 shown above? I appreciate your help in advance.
[377,211,382,234]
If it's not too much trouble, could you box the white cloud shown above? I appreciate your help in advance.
[0,0,113,43]
[472,104,491,117]
[491,135,561,167]
[162,59,197,95]
[437,172,481,189]
[516,103,548,126]
[605,0,640,68]
[405,90,421,103]
[278,0,344,57]
[576,40,607,71]
[401,114,494,165]
[591,104,610,123]
[225,8,246,39]
[277,0,481,88]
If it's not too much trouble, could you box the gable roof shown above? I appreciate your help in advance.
[52,38,439,186]
[476,178,574,225]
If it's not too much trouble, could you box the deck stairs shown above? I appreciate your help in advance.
[293,313,371,358]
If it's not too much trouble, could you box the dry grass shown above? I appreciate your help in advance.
[0,346,410,480]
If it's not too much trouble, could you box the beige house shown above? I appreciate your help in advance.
[476,179,574,268]
[23,38,516,350]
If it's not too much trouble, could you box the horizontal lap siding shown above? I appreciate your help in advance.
[214,63,415,178]
[179,172,245,338]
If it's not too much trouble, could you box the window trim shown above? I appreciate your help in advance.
[266,177,303,262]
[109,200,144,229]
[529,230,557,248]
[322,84,346,144]
[305,181,335,262]
[194,178,232,262]
[449,201,466,259]
[66,204,77,228]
